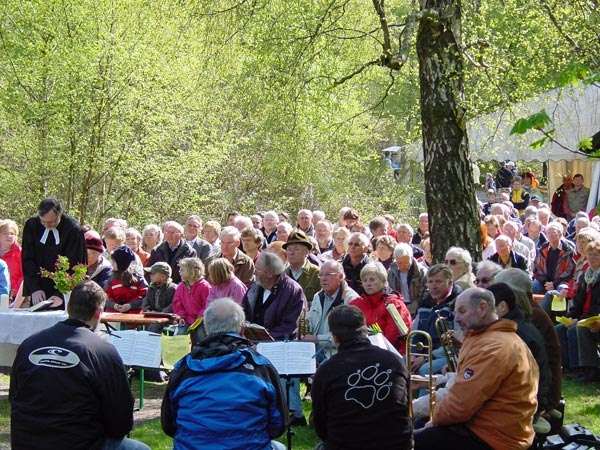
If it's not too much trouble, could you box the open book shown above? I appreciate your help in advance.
[109,330,162,368]
[256,341,316,376]
[27,300,54,312]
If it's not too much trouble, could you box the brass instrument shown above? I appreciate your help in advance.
[407,330,435,421]
[297,308,310,339]
[435,315,459,373]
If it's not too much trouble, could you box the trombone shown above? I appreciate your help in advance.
[435,315,459,373]
[406,330,435,422]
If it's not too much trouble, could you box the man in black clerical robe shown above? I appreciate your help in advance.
[21,198,87,307]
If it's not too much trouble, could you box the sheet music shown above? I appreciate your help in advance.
[109,330,161,368]
[256,341,316,375]
[368,333,402,359]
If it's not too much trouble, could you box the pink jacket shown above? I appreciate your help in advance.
[173,279,211,325]
[207,276,248,305]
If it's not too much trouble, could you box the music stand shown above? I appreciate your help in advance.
[256,341,316,450]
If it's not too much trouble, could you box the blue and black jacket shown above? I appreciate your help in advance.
[161,333,287,450]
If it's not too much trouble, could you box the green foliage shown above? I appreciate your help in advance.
[40,256,87,293]
[0,0,597,227]
[510,111,553,135]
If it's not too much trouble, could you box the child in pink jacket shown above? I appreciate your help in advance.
[172,257,211,327]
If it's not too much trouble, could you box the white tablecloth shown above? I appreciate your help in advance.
[0,310,68,345]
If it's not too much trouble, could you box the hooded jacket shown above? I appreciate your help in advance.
[433,319,538,450]
[161,333,286,450]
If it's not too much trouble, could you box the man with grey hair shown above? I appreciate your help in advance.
[261,210,279,244]
[233,215,254,232]
[342,232,371,295]
[388,242,428,315]
[161,298,287,450]
[415,287,539,450]
[183,215,211,264]
[474,260,502,289]
[297,209,315,237]
[212,226,255,285]
[396,223,424,258]
[489,235,528,272]
[304,260,360,361]
[312,210,326,226]
[147,221,196,283]
[242,251,307,425]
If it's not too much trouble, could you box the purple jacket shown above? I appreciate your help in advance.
[242,274,306,340]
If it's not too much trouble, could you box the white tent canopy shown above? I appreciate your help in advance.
[399,84,600,210]
[405,84,600,162]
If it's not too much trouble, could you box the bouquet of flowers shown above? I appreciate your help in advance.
[41,256,87,294]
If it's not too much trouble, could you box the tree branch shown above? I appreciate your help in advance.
[333,58,382,86]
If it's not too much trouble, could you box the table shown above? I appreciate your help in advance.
[0,310,68,368]
[101,312,174,409]
[100,312,171,327]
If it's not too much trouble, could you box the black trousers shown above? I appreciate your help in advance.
[414,425,492,450]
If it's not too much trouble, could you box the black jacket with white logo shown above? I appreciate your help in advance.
[9,319,133,450]
[311,336,413,450]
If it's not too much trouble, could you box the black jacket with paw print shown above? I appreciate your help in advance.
[312,336,413,450]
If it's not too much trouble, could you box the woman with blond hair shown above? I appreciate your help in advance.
[321,227,350,262]
[206,258,247,305]
[0,219,22,298]
[141,224,162,253]
[172,257,212,328]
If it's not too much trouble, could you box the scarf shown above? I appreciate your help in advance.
[584,267,600,286]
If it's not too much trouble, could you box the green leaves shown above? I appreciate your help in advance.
[510,110,552,135]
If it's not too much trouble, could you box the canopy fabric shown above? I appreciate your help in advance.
[405,84,600,162]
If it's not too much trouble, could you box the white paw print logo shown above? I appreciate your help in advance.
[344,364,392,409]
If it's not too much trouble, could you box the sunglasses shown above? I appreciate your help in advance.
[444,259,458,265]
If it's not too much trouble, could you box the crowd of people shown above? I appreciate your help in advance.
[4,169,600,449]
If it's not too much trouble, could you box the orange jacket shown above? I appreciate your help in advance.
[433,319,539,450]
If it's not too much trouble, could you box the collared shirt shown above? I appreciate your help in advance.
[290,267,303,280]
[262,288,271,303]
[399,271,411,303]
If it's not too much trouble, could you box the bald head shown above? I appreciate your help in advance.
[454,287,498,332]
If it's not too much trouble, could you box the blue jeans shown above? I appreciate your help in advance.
[555,324,579,370]
[103,437,150,450]
[532,279,547,295]
[418,347,448,376]
[280,376,303,418]
[577,326,600,368]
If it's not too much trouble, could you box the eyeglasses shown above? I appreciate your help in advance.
[348,242,362,247]
[444,259,458,265]
[319,272,339,278]
[475,277,492,285]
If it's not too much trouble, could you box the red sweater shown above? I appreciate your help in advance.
[0,243,23,297]
[105,278,147,313]
[351,291,412,354]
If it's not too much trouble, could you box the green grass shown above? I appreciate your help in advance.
[562,379,600,432]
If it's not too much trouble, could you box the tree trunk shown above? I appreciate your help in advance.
[416,0,481,263]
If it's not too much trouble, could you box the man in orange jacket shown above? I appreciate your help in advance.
[415,287,539,450]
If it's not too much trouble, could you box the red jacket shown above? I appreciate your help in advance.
[0,243,23,297]
[105,278,147,313]
[351,292,412,354]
